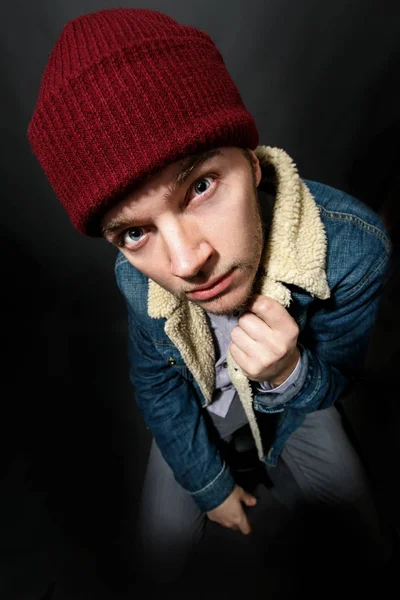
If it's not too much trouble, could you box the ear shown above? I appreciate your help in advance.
[246,148,262,187]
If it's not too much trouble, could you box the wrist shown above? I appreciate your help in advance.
[269,347,300,388]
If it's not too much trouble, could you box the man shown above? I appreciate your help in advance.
[28,7,392,582]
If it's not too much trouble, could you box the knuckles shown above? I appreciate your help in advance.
[252,296,272,313]
[246,368,261,380]
[237,313,255,328]
[229,327,238,343]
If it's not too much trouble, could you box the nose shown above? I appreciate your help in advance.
[163,219,214,279]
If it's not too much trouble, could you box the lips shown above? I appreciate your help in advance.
[186,269,235,301]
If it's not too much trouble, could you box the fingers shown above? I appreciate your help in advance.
[247,295,297,334]
[237,487,256,534]
[206,485,256,535]
[237,311,269,341]
[230,339,271,382]
[235,485,256,505]
[230,326,254,357]
[238,514,252,535]
[230,339,249,361]
[242,493,257,507]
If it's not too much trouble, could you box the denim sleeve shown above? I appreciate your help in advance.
[125,304,235,512]
[256,353,303,393]
[253,349,309,408]
[281,241,391,413]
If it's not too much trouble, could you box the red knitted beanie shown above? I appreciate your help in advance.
[27,8,259,236]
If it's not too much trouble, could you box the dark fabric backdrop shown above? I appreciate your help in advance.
[1,1,399,597]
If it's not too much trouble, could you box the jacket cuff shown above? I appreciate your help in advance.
[253,344,309,409]
[256,352,302,393]
[189,461,236,512]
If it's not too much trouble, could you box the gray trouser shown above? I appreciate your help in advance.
[135,406,390,581]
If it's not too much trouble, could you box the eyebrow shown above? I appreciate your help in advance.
[170,148,222,191]
[102,148,223,239]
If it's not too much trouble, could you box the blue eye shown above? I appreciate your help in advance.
[193,178,211,195]
[124,227,145,244]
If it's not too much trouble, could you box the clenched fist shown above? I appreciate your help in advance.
[230,295,300,387]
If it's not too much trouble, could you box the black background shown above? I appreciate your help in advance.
[1,1,399,596]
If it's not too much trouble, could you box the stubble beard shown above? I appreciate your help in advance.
[195,194,265,316]
[202,222,264,316]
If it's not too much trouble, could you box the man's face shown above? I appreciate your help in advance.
[102,146,263,315]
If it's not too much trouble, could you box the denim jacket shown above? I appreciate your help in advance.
[115,146,391,512]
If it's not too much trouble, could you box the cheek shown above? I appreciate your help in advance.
[198,200,249,241]
[228,204,260,245]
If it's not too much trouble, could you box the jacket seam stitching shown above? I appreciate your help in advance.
[337,253,389,302]
[189,461,227,496]
[318,207,391,252]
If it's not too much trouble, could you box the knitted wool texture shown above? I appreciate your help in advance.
[28,8,259,235]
